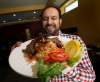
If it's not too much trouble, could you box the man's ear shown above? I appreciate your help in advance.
[60,18,62,25]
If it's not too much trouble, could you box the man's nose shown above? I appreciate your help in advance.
[48,18,52,24]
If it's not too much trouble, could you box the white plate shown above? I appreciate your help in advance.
[9,36,84,78]
[9,40,35,77]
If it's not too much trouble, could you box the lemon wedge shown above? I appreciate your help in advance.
[64,40,81,60]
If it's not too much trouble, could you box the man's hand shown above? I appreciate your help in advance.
[11,42,22,51]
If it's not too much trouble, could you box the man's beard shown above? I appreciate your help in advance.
[44,24,59,36]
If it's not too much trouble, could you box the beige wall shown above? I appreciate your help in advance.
[62,0,100,46]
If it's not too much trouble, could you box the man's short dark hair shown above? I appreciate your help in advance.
[41,5,62,18]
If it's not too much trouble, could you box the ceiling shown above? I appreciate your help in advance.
[0,0,68,26]
[0,0,67,14]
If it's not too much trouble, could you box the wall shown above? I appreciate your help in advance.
[62,0,100,46]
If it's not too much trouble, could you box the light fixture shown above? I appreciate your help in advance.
[18,19,22,21]
[13,13,16,17]
[2,20,6,23]
[33,11,36,14]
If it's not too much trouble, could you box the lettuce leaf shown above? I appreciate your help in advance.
[37,60,65,82]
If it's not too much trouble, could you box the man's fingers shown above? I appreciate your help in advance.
[11,42,22,51]
[15,42,22,47]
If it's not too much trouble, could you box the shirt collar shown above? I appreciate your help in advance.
[58,30,63,35]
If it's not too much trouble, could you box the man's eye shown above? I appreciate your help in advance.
[43,18,48,21]
[52,17,57,20]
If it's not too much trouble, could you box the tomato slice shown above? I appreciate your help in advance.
[50,53,69,62]
[44,48,69,62]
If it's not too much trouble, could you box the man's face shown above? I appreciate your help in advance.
[42,7,62,35]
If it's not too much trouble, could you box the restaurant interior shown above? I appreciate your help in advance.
[0,0,100,82]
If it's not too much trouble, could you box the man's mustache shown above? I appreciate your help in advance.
[46,24,55,27]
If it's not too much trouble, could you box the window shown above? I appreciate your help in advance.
[65,0,78,13]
